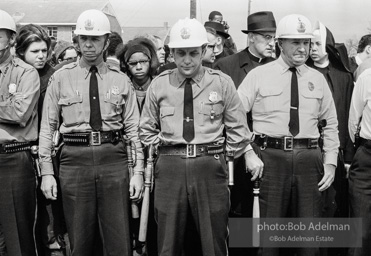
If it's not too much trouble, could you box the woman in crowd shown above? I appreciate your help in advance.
[15,24,68,256]
[117,36,159,113]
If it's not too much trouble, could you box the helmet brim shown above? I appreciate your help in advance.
[168,40,208,49]
[74,30,110,36]
[277,34,314,39]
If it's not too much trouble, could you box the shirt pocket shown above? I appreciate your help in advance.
[198,102,224,134]
[257,86,284,113]
[160,106,175,135]
[104,94,126,118]
[300,86,323,115]
[58,95,84,127]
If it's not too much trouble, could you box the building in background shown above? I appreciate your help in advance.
[0,0,122,42]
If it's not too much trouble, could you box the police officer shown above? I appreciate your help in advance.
[139,18,263,256]
[0,9,40,256]
[39,9,144,256]
[348,68,371,256]
[238,14,339,256]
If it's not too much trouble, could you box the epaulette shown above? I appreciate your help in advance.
[107,64,121,73]
[157,69,173,77]
[12,57,34,70]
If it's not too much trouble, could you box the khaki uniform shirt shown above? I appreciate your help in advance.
[139,66,253,158]
[349,68,371,141]
[238,56,339,166]
[0,55,40,143]
[39,58,143,175]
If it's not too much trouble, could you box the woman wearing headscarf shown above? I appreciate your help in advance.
[117,37,159,113]
[15,24,68,256]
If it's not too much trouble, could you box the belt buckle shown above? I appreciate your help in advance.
[186,144,197,158]
[90,131,101,146]
[284,136,293,151]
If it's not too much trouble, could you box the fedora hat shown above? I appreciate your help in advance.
[204,21,230,39]
[241,11,276,34]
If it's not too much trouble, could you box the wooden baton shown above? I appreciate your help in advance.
[138,145,154,243]
[252,179,260,247]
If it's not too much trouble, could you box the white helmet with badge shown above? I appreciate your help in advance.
[168,18,208,48]
[276,14,313,39]
[0,9,16,33]
[74,9,111,36]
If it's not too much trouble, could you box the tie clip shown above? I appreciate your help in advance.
[184,117,193,122]
[290,106,298,110]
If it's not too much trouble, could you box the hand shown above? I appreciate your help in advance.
[129,174,144,201]
[244,150,264,181]
[41,174,58,200]
[318,164,336,191]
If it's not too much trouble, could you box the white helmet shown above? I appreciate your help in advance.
[276,14,314,39]
[74,9,111,36]
[0,9,16,33]
[168,18,208,48]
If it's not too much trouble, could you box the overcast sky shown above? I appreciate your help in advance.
[110,0,371,50]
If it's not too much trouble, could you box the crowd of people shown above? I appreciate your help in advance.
[0,6,371,256]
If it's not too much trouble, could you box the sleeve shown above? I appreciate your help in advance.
[222,75,253,158]
[348,74,367,143]
[319,76,340,166]
[39,74,61,175]
[122,78,144,172]
[0,67,40,126]
[343,76,355,163]
[139,82,161,146]
[237,71,257,113]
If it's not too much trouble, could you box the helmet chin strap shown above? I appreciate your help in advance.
[0,44,9,52]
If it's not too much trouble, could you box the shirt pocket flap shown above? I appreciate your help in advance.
[58,96,82,106]
[259,87,283,97]
[200,102,223,115]
[300,86,323,99]
[105,94,125,105]
[160,107,175,118]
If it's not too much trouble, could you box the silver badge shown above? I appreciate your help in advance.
[111,86,120,95]
[8,83,16,94]
[308,82,314,91]
[209,91,218,103]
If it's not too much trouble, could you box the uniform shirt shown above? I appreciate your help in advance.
[349,68,371,141]
[139,66,253,158]
[238,56,339,166]
[39,58,143,175]
[0,55,40,143]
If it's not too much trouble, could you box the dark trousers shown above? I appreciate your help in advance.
[0,151,37,256]
[348,144,371,256]
[154,154,229,256]
[258,147,323,256]
[59,142,131,256]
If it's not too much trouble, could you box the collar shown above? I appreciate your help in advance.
[0,54,13,73]
[172,66,205,88]
[132,77,151,91]
[248,48,264,63]
[80,57,105,80]
[313,59,330,68]
[355,55,362,66]
[277,56,304,76]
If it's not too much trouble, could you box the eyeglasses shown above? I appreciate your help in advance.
[127,59,150,67]
[254,32,275,42]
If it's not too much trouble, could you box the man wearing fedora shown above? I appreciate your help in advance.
[204,21,234,63]
[214,11,277,88]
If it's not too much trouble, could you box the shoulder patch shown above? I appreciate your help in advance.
[107,64,121,73]
[12,57,34,70]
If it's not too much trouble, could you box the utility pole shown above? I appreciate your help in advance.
[190,0,197,19]
[246,0,252,47]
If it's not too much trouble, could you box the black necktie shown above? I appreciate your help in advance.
[89,66,102,131]
[289,67,299,137]
[183,78,194,142]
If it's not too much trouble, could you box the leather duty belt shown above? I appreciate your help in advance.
[0,142,31,154]
[254,135,319,151]
[159,143,224,158]
[63,130,123,146]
